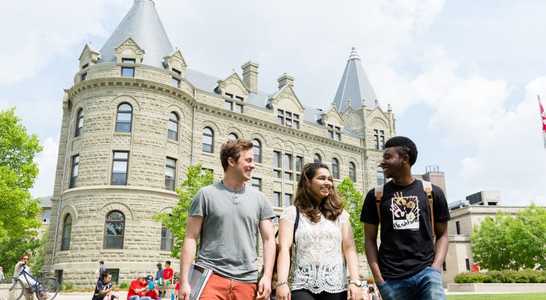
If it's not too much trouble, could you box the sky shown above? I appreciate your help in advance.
[1,0,545,206]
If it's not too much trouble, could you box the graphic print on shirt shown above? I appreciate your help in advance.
[390,192,419,230]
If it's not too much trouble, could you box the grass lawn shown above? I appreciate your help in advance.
[448,293,546,300]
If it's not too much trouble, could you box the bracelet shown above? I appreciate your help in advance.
[276,281,288,288]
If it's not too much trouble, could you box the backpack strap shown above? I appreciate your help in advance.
[374,184,384,224]
[421,180,436,241]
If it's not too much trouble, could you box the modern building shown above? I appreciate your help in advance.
[44,0,395,286]
[444,192,527,283]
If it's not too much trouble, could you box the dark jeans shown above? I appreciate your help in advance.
[291,289,347,300]
[378,266,445,300]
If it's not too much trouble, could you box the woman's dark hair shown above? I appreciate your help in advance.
[294,162,343,223]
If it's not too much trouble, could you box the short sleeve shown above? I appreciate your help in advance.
[189,188,206,217]
[280,205,296,223]
[338,210,350,224]
[432,185,450,223]
[360,189,379,225]
[259,193,275,220]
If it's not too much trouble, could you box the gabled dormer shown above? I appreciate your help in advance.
[216,72,249,101]
[115,38,145,64]
[269,74,305,129]
[78,44,100,69]
[320,106,343,141]
[163,49,187,77]
[365,105,395,150]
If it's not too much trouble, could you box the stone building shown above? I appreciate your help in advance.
[44,0,395,286]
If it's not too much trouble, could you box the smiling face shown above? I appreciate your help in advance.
[380,147,407,179]
[307,167,333,202]
[229,149,255,181]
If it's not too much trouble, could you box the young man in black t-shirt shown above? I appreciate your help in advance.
[361,136,450,300]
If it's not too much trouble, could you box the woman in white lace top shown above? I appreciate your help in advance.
[276,162,363,300]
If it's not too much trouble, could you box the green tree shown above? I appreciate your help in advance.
[154,164,213,258]
[0,108,42,276]
[471,205,546,270]
[337,177,364,253]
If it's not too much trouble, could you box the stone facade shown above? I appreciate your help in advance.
[44,0,395,287]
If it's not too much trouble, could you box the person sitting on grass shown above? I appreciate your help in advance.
[93,272,118,300]
[145,275,160,300]
[127,275,151,300]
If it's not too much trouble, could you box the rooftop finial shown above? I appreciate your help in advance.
[349,47,360,60]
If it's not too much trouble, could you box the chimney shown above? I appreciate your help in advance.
[277,73,294,89]
[241,61,259,94]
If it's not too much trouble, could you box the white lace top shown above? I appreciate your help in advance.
[281,205,349,294]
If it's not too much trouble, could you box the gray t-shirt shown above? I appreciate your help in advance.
[190,181,275,282]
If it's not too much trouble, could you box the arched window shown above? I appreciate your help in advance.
[332,158,340,179]
[75,109,84,137]
[376,167,385,186]
[313,153,322,163]
[61,214,72,251]
[227,132,238,141]
[202,127,214,153]
[252,139,262,163]
[104,211,125,249]
[167,112,179,141]
[115,103,133,133]
[160,224,174,251]
[349,162,356,182]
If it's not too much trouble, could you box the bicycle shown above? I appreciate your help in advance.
[8,268,59,300]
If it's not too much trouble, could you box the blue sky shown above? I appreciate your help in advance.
[1,0,545,205]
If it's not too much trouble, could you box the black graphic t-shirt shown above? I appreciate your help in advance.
[360,180,450,280]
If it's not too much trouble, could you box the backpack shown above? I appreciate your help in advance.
[374,180,436,240]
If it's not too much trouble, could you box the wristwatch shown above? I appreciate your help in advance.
[348,279,365,288]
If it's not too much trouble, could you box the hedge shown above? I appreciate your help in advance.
[454,270,546,283]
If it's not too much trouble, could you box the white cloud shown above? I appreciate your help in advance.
[31,137,59,198]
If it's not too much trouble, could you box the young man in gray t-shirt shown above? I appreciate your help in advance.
[179,139,276,300]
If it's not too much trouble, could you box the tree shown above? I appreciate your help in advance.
[0,108,42,276]
[154,164,213,258]
[337,177,365,253]
[471,205,546,270]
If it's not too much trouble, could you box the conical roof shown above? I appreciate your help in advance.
[99,0,174,68]
[332,47,378,112]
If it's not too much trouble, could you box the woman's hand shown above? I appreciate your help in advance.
[275,283,291,300]
[348,284,364,300]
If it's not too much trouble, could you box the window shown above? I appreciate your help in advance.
[276,109,299,129]
[69,154,79,188]
[160,224,174,251]
[284,153,293,181]
[201,167,214,176]
[465,258,470,271]
[115,103,133,133]
[171,77,180,88]
[314,153,321,163]
[104,211,125,249]
[273,192,282,207]
[75,109,84,137]
[273,151,282,179]
[111,151,129,185]
[332,158,340,179]
[61,214,72,251]
[165,157,176,191]
[376,167,385,186]
[225,100,243,113]
[284,193,292,207]
[172,68,181,76]
[456,221,461,235]
[295,156,303,181]
[55,270,63,286]
[227,133,238,141]
[327,124,341,141]
[224,100,233,111]
[202,127,214,153]
[225,93,234,98]
[121,58,135,77]
[349,162,356,182]
[374,129,386,150]
[253,139,262,163]
[167,112,179,141]
[251,177,262,191]
[234,103,243,113]
[80,72,87,81]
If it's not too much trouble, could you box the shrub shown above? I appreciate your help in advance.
[61,282,74,291]
[119,282,128,289]
[454,270,546,284]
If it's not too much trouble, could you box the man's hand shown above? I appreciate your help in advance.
[256,275,271,300]
[275,283,290,300]
[179,281,191,300]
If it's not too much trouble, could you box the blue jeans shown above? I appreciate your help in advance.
[128,296,152,300]
[377,266,445,300]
